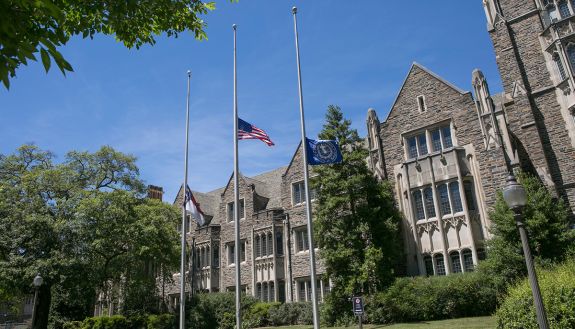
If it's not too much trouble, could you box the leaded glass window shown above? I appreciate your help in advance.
[451,252,462,273]
[408,136,418,159]
[431,129,442,152]
[554,52,567,80]
[442,126,453,148]
[423,187,436,218]
[559,0,571,18]
[418,134,428,156]
[449,182,463,213]
[463,181,477,211]
[567,44,575,71]
[434,254,446,276]
[438,184,451,216]
[424,255,434,276]
[413,190,425,220]
[462,249,474,272]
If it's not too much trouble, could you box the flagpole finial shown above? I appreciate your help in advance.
[232,24,237,30]
[292,6,297,14]
[187,70,191,77]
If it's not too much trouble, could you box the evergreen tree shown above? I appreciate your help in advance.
[312,105,402,324]
[478,171,575,292]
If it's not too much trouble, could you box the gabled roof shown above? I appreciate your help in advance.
[383,62,470,123]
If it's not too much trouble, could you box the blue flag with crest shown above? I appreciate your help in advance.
[305,138,343,165]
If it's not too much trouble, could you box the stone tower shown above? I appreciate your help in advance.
[483,0,575,212]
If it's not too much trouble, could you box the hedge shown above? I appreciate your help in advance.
[496,259,575,329]
[62,314,175,329]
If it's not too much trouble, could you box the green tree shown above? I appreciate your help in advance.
[312,105,402,325]
[0,0,219,89]
[0,145,179,327]
[478,171,575,293]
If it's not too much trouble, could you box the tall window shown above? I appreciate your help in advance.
[423,255,434,276]
[295,227,309,252]
[462,249,474,272]
[438,184,451,216]
[213,245,219,268]
[269,282,275,302]
[431,129,442,152]
[417,95,427,112]
[262,282,269,302]
[567,44,575,71]
[261,234,267,257]
[412,190,425,220]
[441,126,453,148]
[559,0,571,18]
[227,199,245,222]
[227,241,246,265]
[255,236,261,258]
[554,52,567,80]
[267,232,273,256]
[449,182,463,213]
[463,181,477,211]
[406,132,428,159]
[298,281,306,302]
[276,231,283,255]
[423,187,436,218]
[450,252,462,273]
[434,254,446,276]
[427,125,453,152]
[418,134,428,155]
[407,137,418,159]
[292,181,316,205]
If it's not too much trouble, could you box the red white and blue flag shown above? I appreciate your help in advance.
[238,118,275,146]
[184,185,206,227]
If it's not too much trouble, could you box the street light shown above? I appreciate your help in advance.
[502,174,549,329]
[31,273,43,329]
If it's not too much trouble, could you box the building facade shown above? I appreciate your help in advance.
[167,145,330,305]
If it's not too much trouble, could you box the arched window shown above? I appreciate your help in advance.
[267,232,273,256]
[438,184,451,216]
[450,251,462,273]
[554,52,567,80]
[567,44,575,71]
[559,0,571,18]
[449,182,463,213]
[413,190,425,220]
[269,282,275,302]
[262,282,269,302]
[434,254,446,276]
[462,249,474,272]
[423,255,434,276]
[423,187,436,218]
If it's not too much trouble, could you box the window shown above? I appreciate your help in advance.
[449,182,463,213]
[431,129,442,152]
[412,190,425,220]
[477,248,487,261]
[554,52,567,80]
[262,282,269,302]
[297,279,324,302]
[438,184,451,216]
[417,95,427,112]
[292,181,316,205]
[567,44,575,71]
[450,252,462,273]
[255,236,261,258]
[278,281,286,303]
[406,132,428,159]
[269,282,275,302]
[256,283,262,300]
[227,199,245,222]
[227,241,246,265]
[267,232,273,256]
[463,181,477,211]
[213,245,219,268]
[441,126,453,148]
[559,0,571,18]
[434,254,446,276]
[418,134,428,155]
[407,137,418,159]
[423,255,434,276]
[261,234,267,257]
[462,249,474,272]
[295,227,309,252]
[276,231,283,255]
[423,187,436,218]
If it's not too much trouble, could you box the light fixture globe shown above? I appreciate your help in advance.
[503,174,527,211]
[33,273,43,287]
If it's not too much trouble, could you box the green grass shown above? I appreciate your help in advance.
[257,316,496,329]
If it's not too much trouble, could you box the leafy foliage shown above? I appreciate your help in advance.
[496,258,575,329]
[477,172,575,293]
[0,0,219,88]
[311,105,403,325]
[0,145,180,327]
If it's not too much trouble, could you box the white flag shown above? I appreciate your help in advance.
[184,185,206,227]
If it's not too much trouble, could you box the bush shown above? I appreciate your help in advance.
[186,292,258,329]
[62,314,175,329]
[267,302,313,326]
[366,271,497,324]
[147,314,175,329]
[496,259,575,329]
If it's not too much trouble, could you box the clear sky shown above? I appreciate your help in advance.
[0,1,502,202]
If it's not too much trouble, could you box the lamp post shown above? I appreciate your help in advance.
[502,174,549,329]
[31,273,43,329]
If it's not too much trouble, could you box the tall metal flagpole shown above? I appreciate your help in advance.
[180,70,192,329]
[232,23,242,329]
[292,7,320,329]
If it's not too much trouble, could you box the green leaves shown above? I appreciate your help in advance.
[40,48,51,73]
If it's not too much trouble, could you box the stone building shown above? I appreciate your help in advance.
[366,0,575,276]
[167,145,330,304]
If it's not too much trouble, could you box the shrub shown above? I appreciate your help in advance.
[147,314,175,329]
[186,292,257,329]
[366,271,497,324]
[496,259,575,329]
[62,314,175,329]
[267,302,313,326]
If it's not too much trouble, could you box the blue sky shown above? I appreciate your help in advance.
[0,1,501,202]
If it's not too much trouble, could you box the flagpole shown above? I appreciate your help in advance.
[292,7,320,329]
[232,23,242,329]
[180,70,192,329]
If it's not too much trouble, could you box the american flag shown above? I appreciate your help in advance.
[238,118,275,146]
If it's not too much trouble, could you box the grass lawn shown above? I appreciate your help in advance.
[257,316,496,329]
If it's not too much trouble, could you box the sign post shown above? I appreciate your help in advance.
[352,296,364,329]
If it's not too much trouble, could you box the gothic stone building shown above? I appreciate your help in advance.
[166,0,575,301]
[167,145,330,305]
[366,0,575,276]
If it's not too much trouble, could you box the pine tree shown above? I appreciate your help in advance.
[312,105,402,324]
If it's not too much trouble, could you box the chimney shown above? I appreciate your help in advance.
[147,185,164,201]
